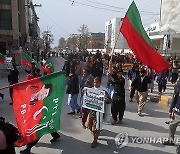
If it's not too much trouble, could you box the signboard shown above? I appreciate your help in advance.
[82,87,105,113]
[5,57,14,70]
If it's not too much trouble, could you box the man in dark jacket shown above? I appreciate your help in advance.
[111,69,125,125]
[132,69,150,116]
[66,68,80,114]
[8,65,19,105]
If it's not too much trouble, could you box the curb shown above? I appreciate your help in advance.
[159,95,172,105]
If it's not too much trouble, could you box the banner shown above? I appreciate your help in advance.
[13,71,65,146]
[82,87,105,113]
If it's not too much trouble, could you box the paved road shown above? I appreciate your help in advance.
[0,57,177,154]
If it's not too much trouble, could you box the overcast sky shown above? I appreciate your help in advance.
[33,0,160,47]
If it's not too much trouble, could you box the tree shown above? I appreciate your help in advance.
[58,37,66,51]
[41,30,54,59]
[66,35,78,52]
[77,24,90,52]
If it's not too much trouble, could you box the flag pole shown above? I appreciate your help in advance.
[0,71,63,90]
[108,31,120,74]
[111,31,120,55]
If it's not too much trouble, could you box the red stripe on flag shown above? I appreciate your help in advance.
[120,17,170,72]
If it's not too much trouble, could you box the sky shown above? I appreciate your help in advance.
[33,0,160,47]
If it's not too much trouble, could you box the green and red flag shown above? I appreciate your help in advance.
[21,52,37,68]
[0,53,5,64]
[13,71,65,146]
[120,1,170,73]
[41,59,54,75]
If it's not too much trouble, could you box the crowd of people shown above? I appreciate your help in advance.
[0,50,180,153]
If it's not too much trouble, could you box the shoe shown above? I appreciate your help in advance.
[67,111,75,115]
[111,120,118,125]
[50,135,60,143]
[91,141,98,148]
[129,99,133,102]
[163,140,175,146]
[137,112,141,116]
[20,149,31,154]
[77,108,81,114]
[82,124,86,129]
[117,120,122,124]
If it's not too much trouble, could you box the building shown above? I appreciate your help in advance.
[88,33,105,50]
[146,22,180,56]
[0,0,28,55]
[0,0,40,60]
[105,17,129,53]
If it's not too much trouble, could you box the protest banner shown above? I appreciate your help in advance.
[82,87,105,113]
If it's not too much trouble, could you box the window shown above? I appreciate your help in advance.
[0,0,11,5]
[0,9,12,30]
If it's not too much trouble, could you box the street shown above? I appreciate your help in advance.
[0,57,177,154]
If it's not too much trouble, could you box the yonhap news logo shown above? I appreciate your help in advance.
[115,132,180,149]
[115,132,129,149]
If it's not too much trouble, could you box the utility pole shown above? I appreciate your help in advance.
[25,0,41,61]
[43,29,52,59]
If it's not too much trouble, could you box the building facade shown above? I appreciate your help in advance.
[0,0,40,59]
[88,32,105,50]
[105,17,128,53]
[146,22,180,56]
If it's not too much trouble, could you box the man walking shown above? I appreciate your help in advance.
[132,69,150,116]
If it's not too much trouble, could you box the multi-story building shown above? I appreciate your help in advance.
[105,17,128,53]
[0,0,40,59]
[88,33,105,50]
[0,0,27,54]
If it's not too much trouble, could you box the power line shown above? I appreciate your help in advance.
[58,0,159,15]
[64,0,159,15]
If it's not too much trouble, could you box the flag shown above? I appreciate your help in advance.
[120,1,170,73]
[0,53,5,64]
[13,71,65,146]
[160,0,180,33]
[41,59,54,75]
[21,52,37,68]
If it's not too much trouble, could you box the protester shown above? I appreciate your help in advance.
[157,70,168,94]
[91,58,103,81]
[132,69,151,116]
[110,69,126,125]
[163,78,180,146]
[0,117,21,154]
[128,64,139,102]
[171,58,179,84]
[147,67,155,93]
[66,68,80,114]
[86,77,110,148]
[62,60,71,85]
[8,64,19,105]
[80,67,94,128]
